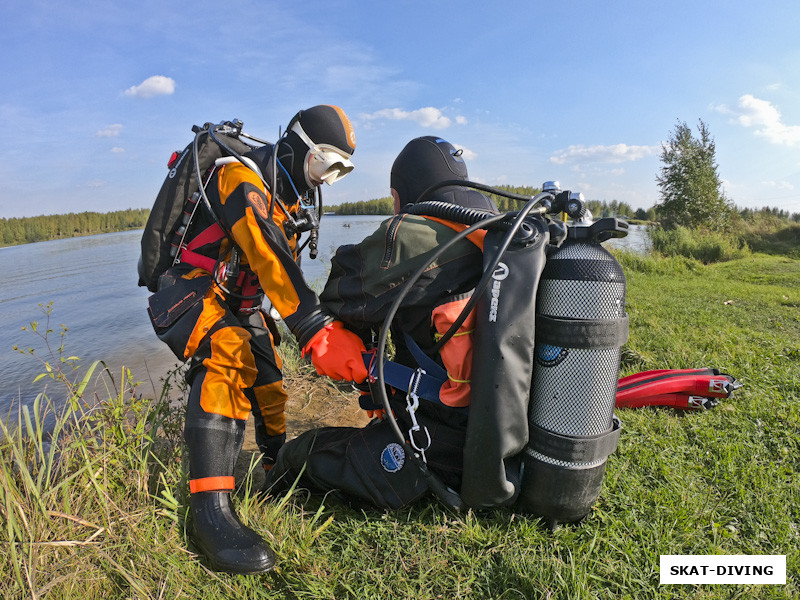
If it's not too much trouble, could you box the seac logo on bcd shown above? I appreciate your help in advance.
[488,262,509,322]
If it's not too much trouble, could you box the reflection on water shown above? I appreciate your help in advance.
[0,218,649,412]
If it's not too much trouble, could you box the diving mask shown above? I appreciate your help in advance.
[291,120,354,186]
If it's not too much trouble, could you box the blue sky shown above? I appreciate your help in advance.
[1,1,799,219]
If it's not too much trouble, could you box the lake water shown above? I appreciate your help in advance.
[0,216,648,414]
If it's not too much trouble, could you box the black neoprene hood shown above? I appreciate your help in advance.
[288,104,356,156]
[391,136,469,208]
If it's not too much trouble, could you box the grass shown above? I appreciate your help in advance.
[1,251,799,599]
[647,216,800,263]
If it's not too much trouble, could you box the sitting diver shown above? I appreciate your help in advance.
[264,136,498,508]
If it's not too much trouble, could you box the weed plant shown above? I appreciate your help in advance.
[1,253,799,599]
[648,216,799,263]
[648,226,751,264]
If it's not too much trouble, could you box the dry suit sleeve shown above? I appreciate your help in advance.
[216,163,331,346]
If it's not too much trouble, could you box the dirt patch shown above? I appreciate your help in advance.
[242,369,371,452]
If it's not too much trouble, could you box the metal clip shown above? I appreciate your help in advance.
[405,369,431,462]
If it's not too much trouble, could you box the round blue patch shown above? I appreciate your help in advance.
[380,443,405,473]
[536,344,568,367]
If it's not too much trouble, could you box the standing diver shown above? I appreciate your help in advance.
[146,105,368,573]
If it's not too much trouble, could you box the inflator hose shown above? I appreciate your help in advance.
[415,179,546,206]
[373,211,506,511]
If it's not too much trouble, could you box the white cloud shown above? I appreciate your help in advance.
[716,95,800,146]
[761,180,794,190]
[549,143,659,165]
[95,124,123,137]
[110,147,125,153]
[123,75,176,99]
[360,106,465,130]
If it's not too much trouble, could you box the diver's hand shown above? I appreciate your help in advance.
[302,321,368,383]
[358,390,387,420]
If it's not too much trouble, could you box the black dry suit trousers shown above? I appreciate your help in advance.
[265,395,468,509]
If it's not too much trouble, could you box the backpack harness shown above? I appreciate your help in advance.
[177,219,263,314]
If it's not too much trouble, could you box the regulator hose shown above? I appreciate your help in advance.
[210,123,299,228]
[402,199,496,225]
[209,121,320,265]
[408,192,553,352]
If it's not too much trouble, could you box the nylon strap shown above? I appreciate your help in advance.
[527,417,622,464]
[179,222,226,273]
[402,333,448,381]
[536,315,629,349]
[178,223,262,307]
[362,352,446,406]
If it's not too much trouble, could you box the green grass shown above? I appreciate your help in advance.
[1,252,799,599]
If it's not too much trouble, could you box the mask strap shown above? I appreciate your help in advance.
[290,120,318,151]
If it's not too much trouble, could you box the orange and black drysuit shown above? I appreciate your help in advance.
[265,188,496,508]
[149,151,333,494]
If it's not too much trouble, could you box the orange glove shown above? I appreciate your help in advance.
[302,321,368,383]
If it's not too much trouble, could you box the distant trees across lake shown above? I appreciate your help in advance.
[3,190,796,247]
[0,209,149,247]
[328,197,394,215]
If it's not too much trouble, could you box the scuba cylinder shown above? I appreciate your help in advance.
[518,189,629,526]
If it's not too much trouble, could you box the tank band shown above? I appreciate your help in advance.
[526,417,622,464]
[536,315,629,348]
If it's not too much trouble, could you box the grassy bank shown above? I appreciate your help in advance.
[1,251,798,599]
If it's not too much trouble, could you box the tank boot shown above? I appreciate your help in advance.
[188,491,277,574]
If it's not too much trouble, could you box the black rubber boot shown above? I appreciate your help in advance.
[188,491,277,574]
[184,382,278,574]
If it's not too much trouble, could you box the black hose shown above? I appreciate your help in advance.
[414,179,547,206]
[402,200,496,225]
[405,193,552,352]
[192,127,262,301]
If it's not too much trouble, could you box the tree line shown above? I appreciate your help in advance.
[0,209,150,247]
[328,197,394,215]
[327,187,657,220]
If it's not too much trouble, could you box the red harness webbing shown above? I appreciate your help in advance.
[179,223,225,273]
[178,223,262,311]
